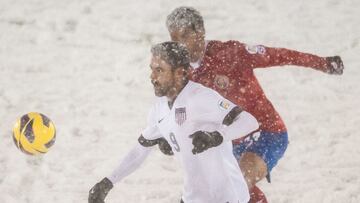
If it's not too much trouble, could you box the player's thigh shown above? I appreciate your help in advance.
[233,131,288,174]
[239,152,268,187]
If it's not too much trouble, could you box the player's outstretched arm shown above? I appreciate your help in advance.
[88,142,152,203]
[190,107,259,154]
[239,42,344,74]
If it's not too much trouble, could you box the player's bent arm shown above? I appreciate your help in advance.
[190,106,259,154]
[88,141,152,203]
[218,107,259,142]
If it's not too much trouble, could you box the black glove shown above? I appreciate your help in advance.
[88,177,113,203]
[189,131,223,154]
[158,138,174,155]
[138,135,174,156]
[325,56,344,75]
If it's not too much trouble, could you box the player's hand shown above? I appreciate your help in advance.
[138,135,174,155]
[88,177,113,203]
[189,131,223,154]
[158,137,174,155]
[325,56,344,75]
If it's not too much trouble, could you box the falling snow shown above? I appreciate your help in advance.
[0,0,359,203]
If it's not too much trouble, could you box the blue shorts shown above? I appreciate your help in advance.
[233,131,288,175]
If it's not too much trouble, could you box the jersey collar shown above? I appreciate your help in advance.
[190,40,209,69]
[167,81,196,109]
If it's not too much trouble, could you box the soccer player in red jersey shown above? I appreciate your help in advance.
[158,7,344,203]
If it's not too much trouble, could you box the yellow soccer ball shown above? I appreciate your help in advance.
[12,112,56,155]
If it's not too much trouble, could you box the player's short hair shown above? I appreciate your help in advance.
[151,41,190,70]
[166,6,205,33]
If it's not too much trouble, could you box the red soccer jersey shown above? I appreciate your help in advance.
[190,40,329,133]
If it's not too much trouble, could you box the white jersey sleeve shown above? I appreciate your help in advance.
[141,105,162,140]
[193,86,259,141]
[107,143,152,184]
[219,111,259,141]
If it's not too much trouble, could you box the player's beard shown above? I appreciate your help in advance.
[152,79,175,97]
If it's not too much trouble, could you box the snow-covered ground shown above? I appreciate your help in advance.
[0,0,359,202]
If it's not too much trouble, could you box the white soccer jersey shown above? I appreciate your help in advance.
[142,81,250,203]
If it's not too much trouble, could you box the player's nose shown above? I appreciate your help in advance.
[150,71,156,81]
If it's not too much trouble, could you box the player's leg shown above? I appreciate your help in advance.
[233,131,288,203]
[239,151,267,189]
[249,185,268,203]
[239,152,268,203]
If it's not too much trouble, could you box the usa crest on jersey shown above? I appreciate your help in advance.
[175,107,187,126]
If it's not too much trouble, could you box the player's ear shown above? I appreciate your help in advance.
[195,28,205,38]
[182,67,189,77]
[174,67,188,86]
[175,67,189,80]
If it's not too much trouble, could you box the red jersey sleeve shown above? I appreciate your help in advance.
[233,41,329,72]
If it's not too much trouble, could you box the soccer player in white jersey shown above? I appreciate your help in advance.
[88,42,259,203]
